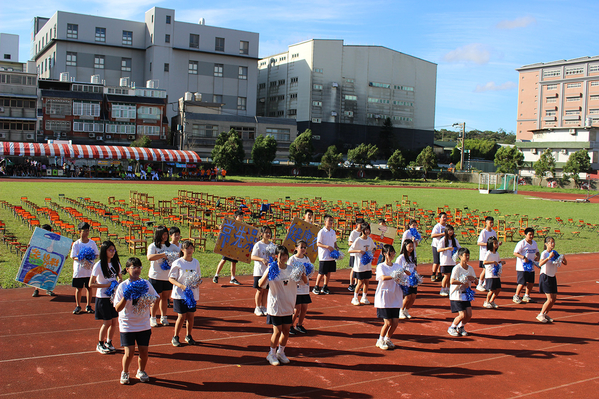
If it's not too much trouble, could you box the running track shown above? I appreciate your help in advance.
[1,254,598,398]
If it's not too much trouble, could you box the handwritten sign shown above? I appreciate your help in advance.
[213,218,260,263]
[282,218,320,263]
[369,224,397,265]
[16,228,73,291]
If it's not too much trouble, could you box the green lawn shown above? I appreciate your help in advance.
[1,178,597,289]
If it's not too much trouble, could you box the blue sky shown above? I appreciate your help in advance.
[3,0,598,134]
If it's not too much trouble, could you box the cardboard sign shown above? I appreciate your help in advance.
[16,228,73,291]
[213,218,260,263]
[369,224,397,265]
[282,218,319,263]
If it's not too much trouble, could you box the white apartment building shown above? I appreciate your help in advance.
[257,39,436,154]
[31,7,259,120]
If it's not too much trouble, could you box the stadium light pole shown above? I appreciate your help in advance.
[452,122,466,170]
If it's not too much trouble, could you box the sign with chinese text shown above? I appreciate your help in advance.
[369,224,397,265]
[282,218,319,263]
[213,219,260,263]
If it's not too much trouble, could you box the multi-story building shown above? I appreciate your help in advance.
[516,57,599,175]
[256,39,436,154]
[31,7,259,120]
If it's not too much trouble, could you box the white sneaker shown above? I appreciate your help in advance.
[351,297,360,306]
[266,353,280,366]
[276,351,290,364]
[476,283,486,292]
[260,306,268,316]
[375,339,389,350]
[404,309,412,319]
[120,372,130,385]
[160,316,169,326]
[254,307,263,316]
[399,309,407,319]
[360,297,370,305]
[136,369,150,383]
[457,326,468,336]
[384,338,396,349]
[491,302,499,309]
[447,326,459,337]
[483,301,493,309]
[439,288,449,296]
[150,317,158,327]
[512,295,522,304]
[536,314,548,323]
[522,295,532,303]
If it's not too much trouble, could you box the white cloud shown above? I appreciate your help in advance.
[496,16,536,30]
[474,81,517,93]
[442,43,491,65]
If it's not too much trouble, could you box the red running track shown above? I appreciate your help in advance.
[1,253,598,398]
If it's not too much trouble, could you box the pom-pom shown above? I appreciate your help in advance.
[124,279,149,302]
[492,264,502,277]
[522,259,534,272]
[265,242,278,258]
[160,251,180,270]
[551,250,560,262]
[457,274,469,284]
[133,292,157,315]
[451,247,459,263]
[400,285,410,295]
[304,262,314,278]
[330,250,340,259]
[464,287,475,301]
[408,271,423,287]
[391,269,409,286]
[182,287,196,309]
[361,251,374,266]
[184,271,202,289]
[554,254,564,267]
[409,227,422,242]
[267,260,280,281]
[289,262,305,283]
[104,280,119,298]
[78,247,96,269]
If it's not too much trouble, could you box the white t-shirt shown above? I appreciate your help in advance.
[431,223,446,247]
[113,279,158,333]
[374,262,403,309]
[148,242,177,281]
[289,255,312,295]
[317,227,337,261]
[483,252,501,279]
[350,236,376,272]
[402,229,420,256]
[449,264,476,301]
[514,239,539,271]
[437,237,460,266]
[477,229,497,261]
[251,241,271,276]
[169,257,201,300]
[540,250,559,277]
[348,229,361,259]
[395,253,416,274]
[169,242,181,253]
[91,261,119,298]
[264,266,297,317]
[70,239,99,278]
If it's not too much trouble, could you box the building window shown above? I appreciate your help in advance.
[313,84,323,90]
[311,118,322,123]
[149,62,152,72]
[589,65,599,73]
[545,110,556,116]
[589,109,599,114]
[543,69,561,78]
[270,81,277,88]
[122,31,132,45]
[138,106,161,120]
[66,52,77,66]
[215,37,225,52]
[165,34,170,43]
[566,96,580,102]
[239,40,249,55]
[369,82,390,88]
[590,81,599,87]
[289,109,297,115]
[567,82,581,88]
[546,97,557,103]
[393,100,414,106]
[265,128,290,141]
[312,101,322,107]
[166,15,171,24]
[95,27,106,43]
[164,63,169,72]
[546,84,558,90]
[238,66,248,80]
[344,111,354,117]
[188,61,198,74]
[290,77,298,86]
[346,78,355,83]
[121,58,131,72]
[565,109,580,115]
[214,64,223,77]
[191,124,218,138]
[591,95,599,101]
[344,95,357,101]
[189,34,199,49]
[259,83,266,89]
[368,97,390,104]
[73,101,101,117]
[4,54,10,60]
[565,67,584,76]
[278,79,285,85]
[94,55,105,69]
[213,95,222,103]
[237,97,247,110]
[290,93,297,99]
[314,68,323,73]
[111,104,136,118]
[231,126,255,140]
[67,24,78,39]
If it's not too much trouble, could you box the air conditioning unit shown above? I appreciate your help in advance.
[194,93,202,102]
[160,134,167,140]
[531,148,538,154]
[0,132,7,139]
[105,134,112,139]
[146,79,159,89]
[26,133,34,140]
[184,92,194,101]
[569,128,577,135]
[89,133,96,138]
[97,136,103,141]
[128,135,136,140]
[91,75,100,84]
[59,72,69,82]
[119,77,130,87]
[60,132,67,137]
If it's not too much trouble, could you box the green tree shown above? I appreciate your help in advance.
[211,129,245,173]
[415,146,437,180]
[387,149,406,178]
[347,143,379,167]
[251,135,277,174]
[533,149,556,186]
[319,145,343,178]
[494,146,524,174]
[288,129,314,167]
[130,135,151,147]
[563,149,591,187]
[378,117,394,159]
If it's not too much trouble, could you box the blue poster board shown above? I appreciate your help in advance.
[15,228,73,291]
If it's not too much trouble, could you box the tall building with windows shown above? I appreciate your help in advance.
[515,57,599,175]
[257,39,436,154]
[31,7,258,120]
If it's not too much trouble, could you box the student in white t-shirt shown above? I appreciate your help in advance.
[396,239,418,319]
[169,241,202,346]
[447,248,478,337]
[313,215,339,295]
[374,244,405,350]
[402,219,421,258]
[114,257,159,385]
[476,216,501,291]
[167,226,182,309]
[347,218,364,292]
[147,225,176,327]
[513,227,540,304]
[430,212,448,282]
[349,222,375,306]
[289,239,314,335]
[251,226,274,316]
[537,237,568,323]
[482,237,505,309]
[89,240,121,355]
[70,222,99,315]
[436,225,460,297]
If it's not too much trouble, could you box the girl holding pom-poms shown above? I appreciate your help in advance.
[349,222,376,306]
[374,244,404,350]
[89,240,121,354]
[251,226,274,316]
[259,245,307,366]
[169,240,202,346]
[537,237,567,323]
[436,225,460,297]
[402,219,421,258]
[448,248,478,337]
[396,239,418,319]
[70,222,99,315]
[113,257,159,385]
[147,225,175,327]
[482,237,504,309]
[289,239,314,335]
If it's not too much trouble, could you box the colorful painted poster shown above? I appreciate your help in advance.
[213,218,260,263]
[369,224,397,265]
[282,218,319,263]
[16,228,73,291]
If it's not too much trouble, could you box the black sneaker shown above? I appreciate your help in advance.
[348,284,355,292]
[105,340,117,352]
[185,335,197,345]
[32,289,39,297]
[289,327,298,335]
[213,276,219,284]
[296,325,307,334]
[312,286,321,295]
[86,305,93,313]
[230,278,241,285]
[96,342,110,354]
[47,291,56,296]
[172,336,181,347]
[322,286,330,295]
[73,306,82,314]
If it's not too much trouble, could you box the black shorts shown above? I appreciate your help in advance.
[354,270,372,280]
[267,314,293,326]
[539,274,558,294]
[253,276,269,289]
[72,277,90,289]
[432,247,440,264]
[173,298,197,314]
[479,260,484,269]
[440,265,455,274]
[149,278,173,294]
[319,260,336,275]
[484,278,501,291]
[95,297,118,320]
[296,294,312,305]
[406,286,418,295]
[450,300,471,313]
[120,329,151,347]
[517,271,535,285]
[222,256,237,263]
[377,308,400,319]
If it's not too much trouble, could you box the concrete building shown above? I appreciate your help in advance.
[515,56,599,175]
[31,7,259,120]
[1,33,20,65]
[256,39,436,154]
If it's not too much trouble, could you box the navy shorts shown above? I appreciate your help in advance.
[319,260,336,275]
[450,300,471,313]
[406,286,418,295]
[355,270,372,280]
[432,247,440,264]
[377,308,400,319]
[440,265,455,274]
[72,277,90,289]
[517,271,535,285]
[95,297,118,320]
[296,294,312,305]
[149,278,173,294]
[483,278,501,291]
[479,260,484,269]
[539,274,557,294]
[222,256,237,263]
[120,329,151,347]
[253,276,269,290]
[267,314,293,326]
[173,298,197,314]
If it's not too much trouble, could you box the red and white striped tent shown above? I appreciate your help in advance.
[1,142,200,163]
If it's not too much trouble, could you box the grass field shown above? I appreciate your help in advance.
[1,178,597,289]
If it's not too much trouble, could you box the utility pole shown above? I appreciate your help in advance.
[452,122,466,170]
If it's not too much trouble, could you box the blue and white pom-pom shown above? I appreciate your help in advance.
[160,251,180,270]
[124,279,149,303]
[457,274,469,284]
[289,261,306,283]
[182,287,197,309]
[391,269,409,286]
[330,250,341,259]
[361,251,374,266]
[267,259,280,281]
[409,228,422,242]
[303,262,314,278]
[78,247,96,269]
[492,264,503,277]
[400,285,410,295]
[408,271,423,287]
[184,271,202,289]
[451,247,459,263]
[104,280,119,299]
[133,292,157,315]
[551,250,564,266]
[265,242,278,258]
[522,259,534,272]
[464,287,475,301]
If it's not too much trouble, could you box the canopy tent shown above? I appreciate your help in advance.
[1,142,200,163]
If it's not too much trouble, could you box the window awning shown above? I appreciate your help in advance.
[1,142,200,163]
